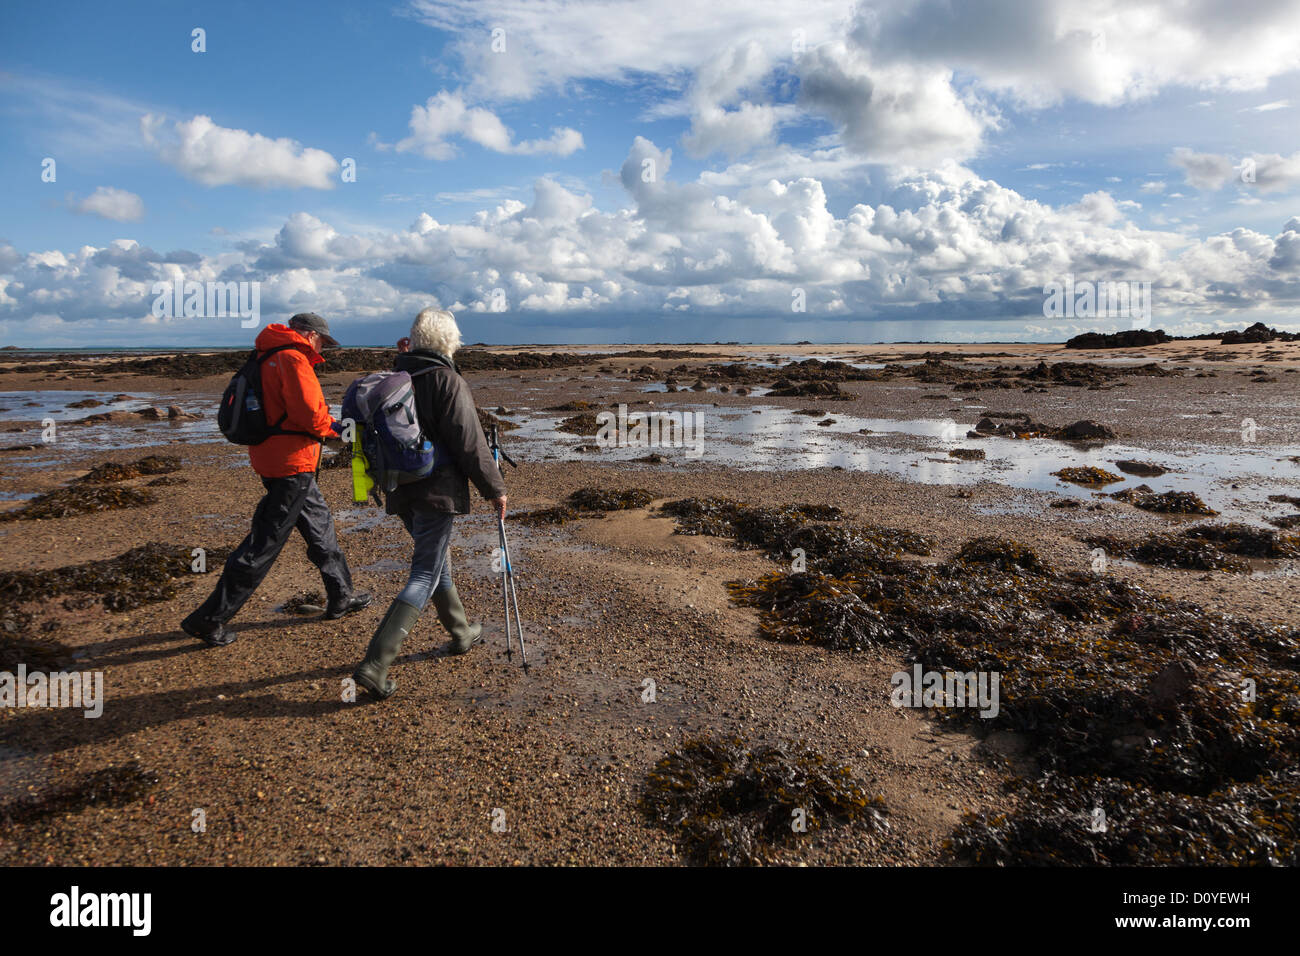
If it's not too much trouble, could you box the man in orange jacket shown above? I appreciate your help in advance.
[182,313,371,646]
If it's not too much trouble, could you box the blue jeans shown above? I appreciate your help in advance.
[395,508,455,610]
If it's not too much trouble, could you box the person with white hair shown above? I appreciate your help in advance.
[353,308,508,700]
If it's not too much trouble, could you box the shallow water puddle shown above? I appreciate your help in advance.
[641,383,772,395]
[0,390,218,453]
[715,355,887,369]
[0,390,152,422]
[507,403,1300,522]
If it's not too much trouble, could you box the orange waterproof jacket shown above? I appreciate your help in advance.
[247,324,335,477]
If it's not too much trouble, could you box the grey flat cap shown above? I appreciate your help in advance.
[288,312,340,348]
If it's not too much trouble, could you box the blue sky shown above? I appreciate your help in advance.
[2,0,1300,347]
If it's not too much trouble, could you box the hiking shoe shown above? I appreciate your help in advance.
[181,615,235,647]
[325,591,373,620]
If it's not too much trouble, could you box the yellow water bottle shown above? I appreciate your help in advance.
[351,437,375,504]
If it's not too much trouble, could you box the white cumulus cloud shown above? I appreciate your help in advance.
[395,91,583,160]
[141,114,339,189]
[70,186,145,221]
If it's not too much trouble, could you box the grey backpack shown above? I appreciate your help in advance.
[342,368,444,492]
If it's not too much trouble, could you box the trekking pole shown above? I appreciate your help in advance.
[490,426,527,671]
[499,517,527,672]
[495,509,515,663]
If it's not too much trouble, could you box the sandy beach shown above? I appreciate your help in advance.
[1,340,1297,865]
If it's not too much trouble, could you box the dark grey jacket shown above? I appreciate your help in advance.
[383,350,506,516]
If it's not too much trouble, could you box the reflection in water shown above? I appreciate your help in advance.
[0,390,218,454]
[507,403,1300,523]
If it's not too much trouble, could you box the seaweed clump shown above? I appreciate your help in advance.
[0,542,230,614]
[1112,487,1218,515]
[768,380,852,400]
[512,488,656,525]
[0,484,157,521]
[1052,466,1123,486]
[1143,491,1218,515]
[660,496,928,575]
[639,735,887,865]
[1084,532,1249,573]
[955,537,1050,574]
[566,487,653,510]
[1087,523,1300,572]
[702,499,1300,863]
[729,572,896,650]
[1182,523,1300,559]
[75,455,181,484]
[556,412,602,435]
[950,771,1299,866]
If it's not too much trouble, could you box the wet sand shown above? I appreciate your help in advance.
[0,340,1297,865]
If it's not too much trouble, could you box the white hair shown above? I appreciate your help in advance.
[408,308,462,356]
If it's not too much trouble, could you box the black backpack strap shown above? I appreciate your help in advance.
[255,344,299,363]
[254,343,321,441]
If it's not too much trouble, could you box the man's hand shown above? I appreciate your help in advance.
[490,495,508,520]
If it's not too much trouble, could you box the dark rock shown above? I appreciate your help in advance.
[1061,420,1115,440]
[1115,459,1166,477]
[1065,329,1172,349]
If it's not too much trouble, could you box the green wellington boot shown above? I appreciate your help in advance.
[432,585,484,655]
[352,599,422,700]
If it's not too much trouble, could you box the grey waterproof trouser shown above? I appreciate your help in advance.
[189,472,353,625]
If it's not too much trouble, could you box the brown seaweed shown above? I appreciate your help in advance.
[74,455,181,484]
[512,505,584,526]
[1053,466,1123,486]
[566,488,653,510]
[556,412,602,435]
[0,485,157,521]
[694,494,1300,864]
[768,380,853,400]
[1112,488,1219,515]
[950,771,1299,866]
[0,542,231,615]
[1182,522,1300,559]
[639,735,887,865]
[1084,532,1250,573]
